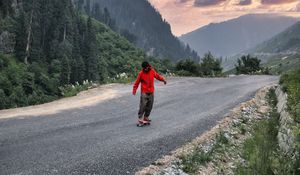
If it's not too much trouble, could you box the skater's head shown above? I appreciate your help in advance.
[142,61,151,72]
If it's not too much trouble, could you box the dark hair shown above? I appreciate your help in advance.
[142,61,150,68]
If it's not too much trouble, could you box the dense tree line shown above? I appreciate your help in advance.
[0,0,153,109]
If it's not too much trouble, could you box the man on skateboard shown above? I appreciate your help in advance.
[132,61,167,126]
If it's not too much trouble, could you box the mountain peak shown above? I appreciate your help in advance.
[180,14,298,57]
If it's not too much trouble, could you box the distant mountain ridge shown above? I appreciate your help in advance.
[180,14,298,57]
[74,0,199,61]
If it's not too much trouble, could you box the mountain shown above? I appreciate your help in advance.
[247,21,300,74]
[223,21,300,73]
[74,0,199,61]
[249,21,300,54]
[180,14,298,57]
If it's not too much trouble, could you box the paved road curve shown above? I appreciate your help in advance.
[0,76,278,175]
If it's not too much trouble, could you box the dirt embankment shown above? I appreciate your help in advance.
[0,84,120,120]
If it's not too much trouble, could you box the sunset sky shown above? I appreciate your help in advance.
[148,0,300,36]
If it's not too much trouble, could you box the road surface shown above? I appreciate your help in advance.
[0,76,278,175]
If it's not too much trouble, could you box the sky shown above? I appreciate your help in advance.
[148,0,300,36]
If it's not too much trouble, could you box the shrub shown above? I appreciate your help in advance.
[235,55,263,75]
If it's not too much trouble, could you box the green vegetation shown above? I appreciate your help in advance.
[280,69,300,173]
[252,22,300,54]
[280,69,300,122]
[0,0,174,109]
[236,88,279,175]
[235,55,269,75]
[235,88,299,175]
[0,54,57,108]
[262,54,300,75]
[181,147,212,174]
[180,132,229,174]
[176,52,223,77]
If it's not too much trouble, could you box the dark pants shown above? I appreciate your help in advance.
[138,93,154,119]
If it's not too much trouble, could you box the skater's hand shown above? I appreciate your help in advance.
[132,91,136,95]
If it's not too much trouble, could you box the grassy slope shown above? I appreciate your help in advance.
[264,54,300,75]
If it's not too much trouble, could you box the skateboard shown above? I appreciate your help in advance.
[137,120,151,127]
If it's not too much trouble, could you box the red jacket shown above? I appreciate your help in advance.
[132,67,165,94]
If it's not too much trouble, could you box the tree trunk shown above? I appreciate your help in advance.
[63,24,66,42]
[24,3,34,64]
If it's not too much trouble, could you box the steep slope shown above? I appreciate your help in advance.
[249,21,300,54]
[74,0,199,61]
[0,0,155,109]
[248,21,300,74]
[223,22,300,72]
[180,14,298,57]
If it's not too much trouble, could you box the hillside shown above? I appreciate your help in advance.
[0,0,159,109]
[180,14,297,57]
[74,0,199,61]
[244,21,300,74]
[265,54,300,74]
[249,21,300,54]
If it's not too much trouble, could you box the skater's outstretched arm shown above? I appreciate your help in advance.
[154,70,167,85]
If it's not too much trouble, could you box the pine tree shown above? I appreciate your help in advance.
[30,0,43,63]
[60,55,71,85]
[0,0,13,18]
[84,0,91,15]
[14,10,27,62]
[71,27,86,83]
[83,17,99,81]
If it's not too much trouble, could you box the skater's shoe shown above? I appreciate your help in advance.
[144,116,151,122]
[137,119,150,127]
[138,119,145,124]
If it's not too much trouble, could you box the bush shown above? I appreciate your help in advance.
[181,147,212,174]
[59,80,93,97]
[176,59,200,76]
[175,52,223,77]
[235,55,264,75]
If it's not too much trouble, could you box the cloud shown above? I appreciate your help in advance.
[261,0,299,5]
[238,0,252,5]
[194,0,226,7]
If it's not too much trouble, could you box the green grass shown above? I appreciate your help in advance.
[180,132,230,174]
[234,88,300,175]
[264,54,300,75]
[279,69,300,174]
[181,147,212,174]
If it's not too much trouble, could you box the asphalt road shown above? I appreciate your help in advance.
[0,76,278,175]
